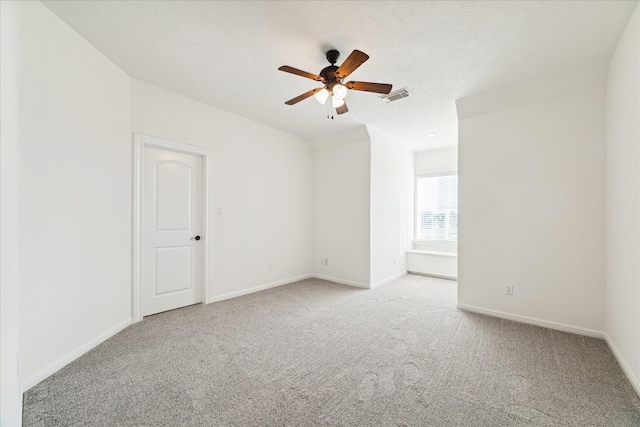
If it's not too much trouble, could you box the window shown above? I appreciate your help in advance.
[416,174,458,241]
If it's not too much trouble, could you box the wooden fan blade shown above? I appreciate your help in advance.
[278,66,324,82]
[335,50,369,79]
[346,81,392,94]
[335,102,348,115]
[284,88,322,105]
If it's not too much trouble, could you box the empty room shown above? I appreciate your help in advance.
[1,1,639,426]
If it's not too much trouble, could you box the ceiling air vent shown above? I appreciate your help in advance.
[380,88,411,103]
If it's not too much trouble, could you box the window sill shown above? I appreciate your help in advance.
[406,250,457,258]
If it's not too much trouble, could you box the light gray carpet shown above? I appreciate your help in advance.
[23,275,640,426]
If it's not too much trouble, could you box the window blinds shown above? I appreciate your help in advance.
[416,174,458,241]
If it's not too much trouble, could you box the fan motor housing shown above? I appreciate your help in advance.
[320,65,340,83]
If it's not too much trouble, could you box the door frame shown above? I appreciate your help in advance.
[133,133,211,322]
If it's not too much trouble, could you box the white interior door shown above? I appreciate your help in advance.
[143,146,203,316]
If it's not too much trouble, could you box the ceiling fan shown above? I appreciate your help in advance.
[278,49,392,117]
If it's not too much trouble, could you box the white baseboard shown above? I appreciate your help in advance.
[207,273,375,304]
[604,334,640,398]
[456,304,605,339]
[370,271,407,289]
[207,274,313,303]
[5,383,24,427]
[22,318,133,392]
[17,383,23,427]
[408,271,457,281]
[311,273,369,289]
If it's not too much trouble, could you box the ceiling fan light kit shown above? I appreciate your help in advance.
[278,49,393,118]
[314,88,329,104]
[332,83,348,100]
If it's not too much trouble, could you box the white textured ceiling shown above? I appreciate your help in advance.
[43,0,637,151]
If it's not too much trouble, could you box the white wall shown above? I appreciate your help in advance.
[1,2,22,424]
[369,127,414,286]
[312,125,415,288]
[415,146,458,176]
[311,126,371,287]
[132,80,313,300]
[13,0,133,395]
[406,253,457,279]
[605,4,640,394]
[457,82,606,335]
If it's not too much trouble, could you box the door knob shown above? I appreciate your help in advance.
[191,235,201,241]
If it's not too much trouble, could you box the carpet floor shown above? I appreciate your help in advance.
[23,275,640,426]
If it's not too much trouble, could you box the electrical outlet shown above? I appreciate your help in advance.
[217,206,223,215]
[505,285,513,295]
[325,258,329,266]
[268,263,272,271]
